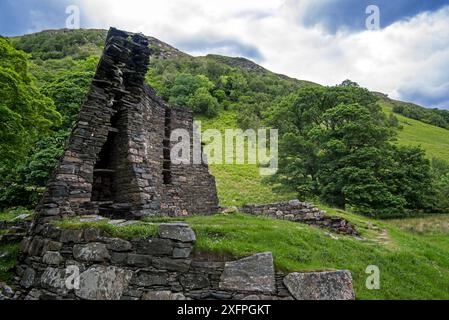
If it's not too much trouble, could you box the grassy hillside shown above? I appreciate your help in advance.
[197,110,295,207]
[380,99,449,162]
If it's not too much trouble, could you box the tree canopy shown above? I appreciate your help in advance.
[266,86,434,217]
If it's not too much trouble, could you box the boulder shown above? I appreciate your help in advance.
[12,214,31,221]
[288,199,301,206]
[219,252,276,293]
[42,251,64,265]
[40,267,68,294]
[158,223,196,243]
[73,243,110,262]
[283,270,355,300]
[0,282,14,300]
[20,267,35,289]
[221,206,238,214]
[75,265,133,300]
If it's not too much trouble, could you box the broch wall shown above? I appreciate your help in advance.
[33,28,218,227]
[11,221,355,300]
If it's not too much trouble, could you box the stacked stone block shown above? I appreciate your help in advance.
[11,222,354,300]
[241,200,359,236]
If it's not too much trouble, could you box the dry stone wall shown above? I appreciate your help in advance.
[10,220,355,300]
[241,200,359,236]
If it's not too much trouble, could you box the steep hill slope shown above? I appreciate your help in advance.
[379,96,449,162]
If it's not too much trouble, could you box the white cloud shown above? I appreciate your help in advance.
[78,0,449,108]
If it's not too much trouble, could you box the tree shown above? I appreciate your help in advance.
[168,73,214,107]
[267,85,434,217]
[0,37,61,168]
[339,79,360,87]
[187,87,220,117]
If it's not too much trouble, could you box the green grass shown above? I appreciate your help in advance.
[51,211,449,299]
[196,111,295,207]
[186,108,449,299]
[141,212,449,300]
[389,214,449,235]
[53,219,159,240]
[380,100,449,162]
[0,207,33,222]
[0,244,20,282]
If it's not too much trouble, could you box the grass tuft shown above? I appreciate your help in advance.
[53,219,159,239]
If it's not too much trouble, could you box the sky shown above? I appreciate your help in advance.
[1,0,449,109]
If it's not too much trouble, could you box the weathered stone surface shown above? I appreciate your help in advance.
[40,267,68,294]
[111,252,128,265]
[42,251,64,265]
[152,257,191,272]
[127,253,152,267]
[241,201,359,236]
[288,199,301,206]
[0,282,14,300]
[283,270,355,300]
[60,229,84,243]
[24,288,41,300]
[73,243,110,262]
[131,272,168,287]
[142,291,186,300]
[13,214,31,221]
[219,252,275,293]
[158,223,196,242]
[173,247,191,258]
[43,240,63,252]
[75,265,133,300]
[28,237,45,256]
[180,273,210,290]
[105,238,133,252]
[136,238,173,255]
[221,206,238,214]
[20,267,35,289]
[84,228,101,242]
[79,215,107,223]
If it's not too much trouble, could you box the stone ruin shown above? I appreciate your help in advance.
[8,221,355,300]
[33,27,219,227]
[0,28,357,300]
[241,200,359,236]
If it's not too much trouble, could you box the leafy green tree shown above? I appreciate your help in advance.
[268,85,434,217]
[168,73,214,107]
[187,87,220,117]
[0,37,61,167]
[0,130,68,209]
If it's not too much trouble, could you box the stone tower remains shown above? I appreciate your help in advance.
[33,28,219,226]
